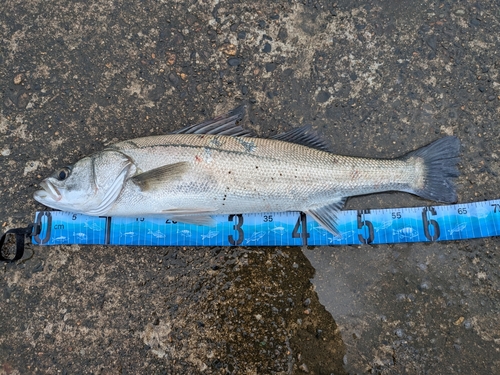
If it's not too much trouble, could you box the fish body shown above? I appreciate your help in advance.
[34,106,460,235]
[100,134,418,217]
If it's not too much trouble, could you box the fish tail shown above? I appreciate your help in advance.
[404,136,460,203]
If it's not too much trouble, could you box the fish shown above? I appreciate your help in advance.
[244,231,267,244]
[147,229,166,238]
[120,231,136,238]
[269,226,286,236]
[313,226,328,236]
[177,229,191,237]
[72,232,87,240]
[375,220,393,232]
[201,230,219,240]
[393,227,419,239]
[448,222,467,235]
[328,229,356,242]
[474,210,489,220]
[83,222,102,231]
[33,106,460,236]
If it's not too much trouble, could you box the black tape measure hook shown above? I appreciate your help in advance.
[0,223,40,263]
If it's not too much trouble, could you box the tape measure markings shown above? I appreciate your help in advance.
[32,199,500,247]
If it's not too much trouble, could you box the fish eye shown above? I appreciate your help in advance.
[57,167,71,181]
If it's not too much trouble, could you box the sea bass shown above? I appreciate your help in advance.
[33,106,460,235]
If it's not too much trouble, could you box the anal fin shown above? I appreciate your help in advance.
[305,198,347,237]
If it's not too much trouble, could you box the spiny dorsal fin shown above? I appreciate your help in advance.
[305,198,347,236]
[131,162,190,191]
[171,105,255,137]
[271,125,331,151]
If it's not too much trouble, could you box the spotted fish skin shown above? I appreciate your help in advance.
[33,106,460,235]
[107,134,423,214]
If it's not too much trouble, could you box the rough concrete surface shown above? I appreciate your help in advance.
[1,0,499,374]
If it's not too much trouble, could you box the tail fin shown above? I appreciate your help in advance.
[405,136,460,203]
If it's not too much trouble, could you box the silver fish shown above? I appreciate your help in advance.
[33,106,460,235]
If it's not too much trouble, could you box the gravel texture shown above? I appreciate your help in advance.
[1,0,499,374]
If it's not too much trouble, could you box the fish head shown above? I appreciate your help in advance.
[34,150,134,215]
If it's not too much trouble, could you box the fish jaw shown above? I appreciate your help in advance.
[34,180,62,204]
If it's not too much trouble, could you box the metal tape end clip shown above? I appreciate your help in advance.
[0,223,40,263]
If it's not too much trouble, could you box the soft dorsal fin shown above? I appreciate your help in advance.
[271,125,331,151]
[171,105,256,137]
[305,198,347,236]
[131,162,190,191]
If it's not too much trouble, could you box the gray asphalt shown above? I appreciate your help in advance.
[1,0,499,374]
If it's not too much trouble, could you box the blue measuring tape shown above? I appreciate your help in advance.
[31,199,500,247]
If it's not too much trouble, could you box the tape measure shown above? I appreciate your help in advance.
[31,199,500,247]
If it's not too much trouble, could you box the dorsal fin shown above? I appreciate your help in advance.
[171,105,256,137]
[271,125,331,151]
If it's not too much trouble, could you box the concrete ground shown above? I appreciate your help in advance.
[1,0,499,374]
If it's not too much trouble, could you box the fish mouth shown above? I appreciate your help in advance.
[34,180,62,202]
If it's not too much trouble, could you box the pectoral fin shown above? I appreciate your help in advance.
[131,162,190,191]
[305,198,347,237]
